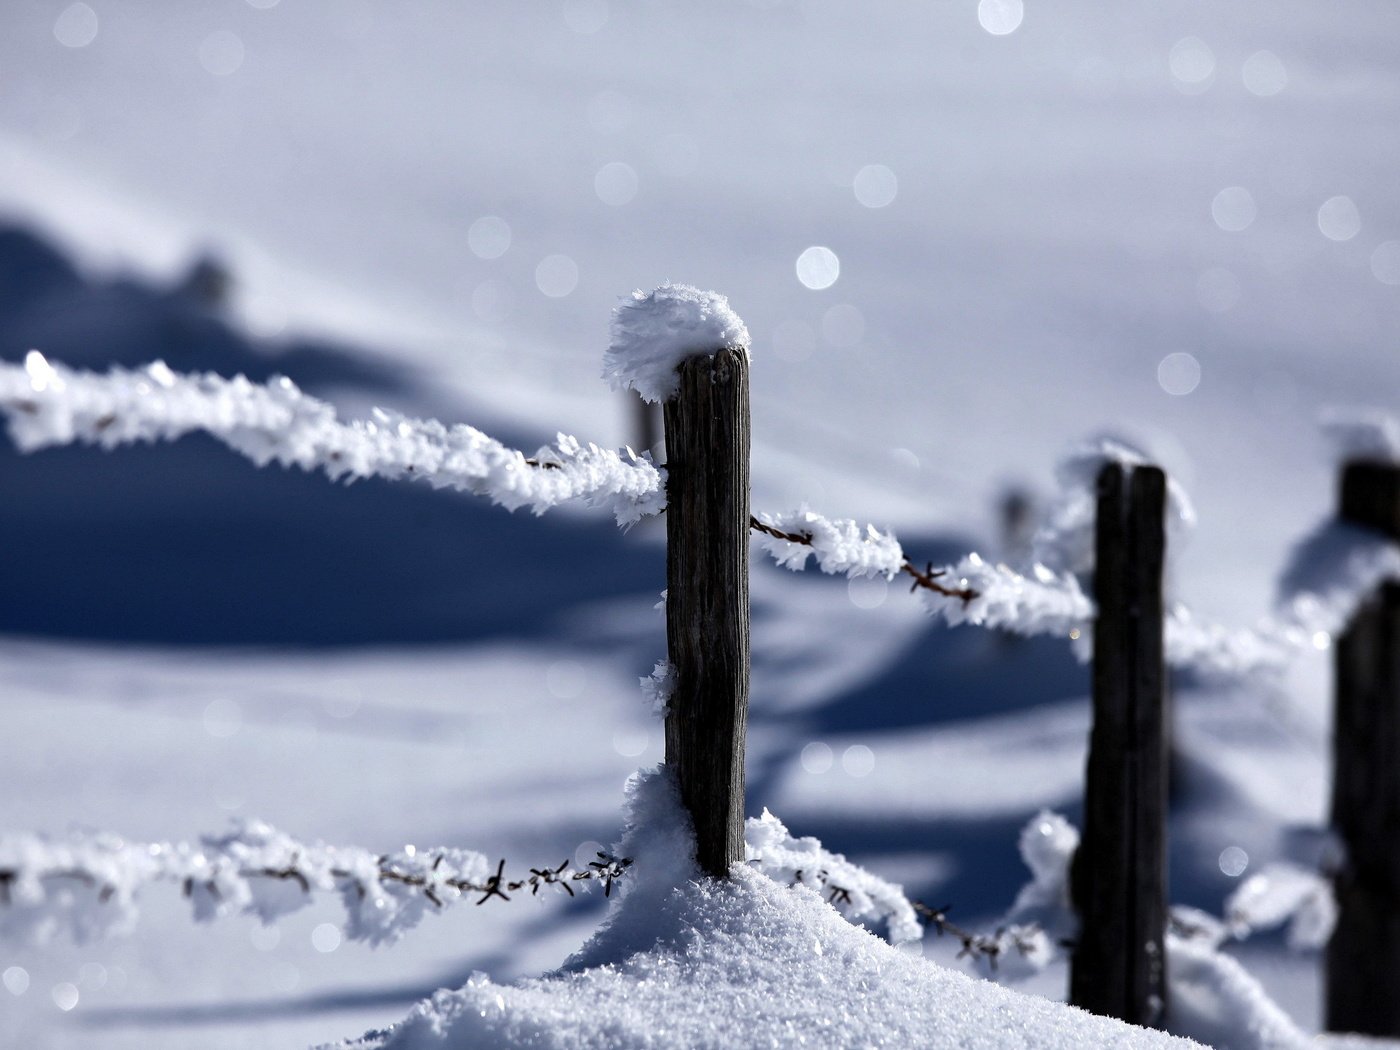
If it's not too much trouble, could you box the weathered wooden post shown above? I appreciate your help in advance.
[663,346,750,877]
[1327,460,1400,1036]
[1070,462,1169,1026]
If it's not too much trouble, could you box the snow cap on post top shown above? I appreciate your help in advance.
[603,283,751,404]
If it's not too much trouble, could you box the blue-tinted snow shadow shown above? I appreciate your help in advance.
[738,535,1093,922]
[0,222,662,646]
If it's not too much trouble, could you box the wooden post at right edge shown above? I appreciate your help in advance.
[1327,461,1400,1036]
[1070,462,1169,1028]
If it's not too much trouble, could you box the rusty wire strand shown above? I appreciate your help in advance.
[0,851,633,911]
[908,899,1044,973]
[749,516,980,603]
[2,854,1037,970]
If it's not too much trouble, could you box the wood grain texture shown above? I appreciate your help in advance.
[663,348,750,878]
[1070,463,1168,1027]
[1328,461,1400,1036]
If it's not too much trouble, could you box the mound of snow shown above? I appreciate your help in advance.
[603,284,751,403]
[328,770,1200,1050]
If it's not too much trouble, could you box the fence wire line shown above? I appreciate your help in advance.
[1,356,1392,681]
[1,816,1052,973]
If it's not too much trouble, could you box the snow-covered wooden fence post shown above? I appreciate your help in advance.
[1327,460,1400,1036]
[663,345,751,877]
[1070,462,1169,1027]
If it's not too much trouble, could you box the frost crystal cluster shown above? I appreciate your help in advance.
[603,283,751,403]
[755,505,906,579]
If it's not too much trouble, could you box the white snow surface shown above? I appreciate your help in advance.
[329,770,1200,1050]
[0,355,665,525]
[602,284,751,404]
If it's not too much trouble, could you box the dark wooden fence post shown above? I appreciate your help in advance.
[1070,462,1169,1027]
[1327,461,1400,1036]
[663,347,750,878]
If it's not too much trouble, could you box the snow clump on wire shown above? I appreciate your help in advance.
[603,283,751,403]
[1321,407,1400,464]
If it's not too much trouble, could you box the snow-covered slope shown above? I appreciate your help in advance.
[329,771,1200,1050]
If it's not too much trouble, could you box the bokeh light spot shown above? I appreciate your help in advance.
[1169,37,1215,92]
[801,742,834,774]
[311,923,341,953]
[977,0,1023,36]
[199,30,246,76]
[1318,196,1361,241]
[853,165,898,208]
[1242,50,1287,96]
[52,982,79,1012]
[848,576,888,609]
[796,246,840,290]
[842,744,876,777]
[1158,352,1201,396]
[1219,846,1249,877]
[535,254,579,297]
[594,161,638,206]
[612,727,649,757]
[1211,187,1256,232]
[467,216,511,260]
[54,3,98,48]
[1372,241,1400,286]
[545,659,585,698]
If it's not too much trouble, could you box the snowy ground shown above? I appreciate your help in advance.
[1,0,1398,1046]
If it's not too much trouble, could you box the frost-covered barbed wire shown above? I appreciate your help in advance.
[1163,519,1400,678]
[5,354,1396,680]
[0,821,631,948]
[0,353,665,525]
[746,808,1058,975]
[744,808,922,945]
[1223,862,1337,951]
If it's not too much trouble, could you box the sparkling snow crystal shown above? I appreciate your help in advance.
[602,284,751,403]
